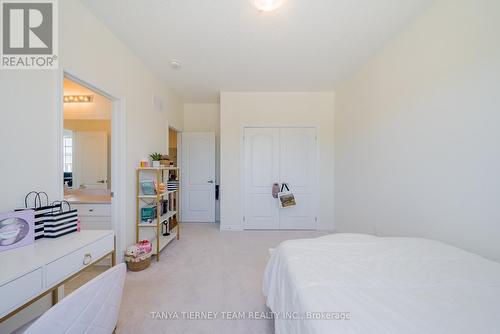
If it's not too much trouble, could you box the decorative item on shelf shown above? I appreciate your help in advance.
[168,217,178,232]
[44,201,79,238]
[125,242,152,271]
[149,152,163,168]
[140,180,156,195]
[140,158,149,168]
[141,206,157,223]
[161,199,169,215]
[167,180,179,191]
[160,155,171,167]
[161,221,170,236]
[0,210,34,252]
[155,182,166,194]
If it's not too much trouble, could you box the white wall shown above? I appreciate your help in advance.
[183,103,221,221]
[0,0,182,331]
[335,0,500,261]
[62,0,183,248]
[220,92,335,231]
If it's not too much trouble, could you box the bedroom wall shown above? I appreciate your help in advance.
[62,0,183,255]
[220,92,335,231]
[183,103,221,221]
[0,0,183,331]
[334,0,500,261]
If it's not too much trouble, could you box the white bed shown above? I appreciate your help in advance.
[263,233,500,334]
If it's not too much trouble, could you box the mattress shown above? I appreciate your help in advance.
[263,233,500,334]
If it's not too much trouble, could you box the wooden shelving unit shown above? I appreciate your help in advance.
[136,166,180,261]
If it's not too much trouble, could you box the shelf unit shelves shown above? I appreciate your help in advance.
[136,166,180,261]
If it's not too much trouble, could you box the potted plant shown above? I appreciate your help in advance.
[150,152,162,168]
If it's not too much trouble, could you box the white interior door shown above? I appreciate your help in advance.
[279,128,317,229]
[181,132,216,222]
[244,127,317,230]
[244,128,280,229]
[74,131,108,190]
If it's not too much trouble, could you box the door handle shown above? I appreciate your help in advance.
[97,180,106,184]
[207,180,214,183]
[272,183,280,198]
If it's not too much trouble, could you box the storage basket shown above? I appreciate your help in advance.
[126,257,151,271]
[125,243,152,272]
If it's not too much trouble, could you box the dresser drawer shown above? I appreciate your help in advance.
[79,216,112,230]
[0,268,43,317]
[45,234,114,287]
[73,204,111,217]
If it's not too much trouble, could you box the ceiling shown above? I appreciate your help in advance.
[81,0,434,102]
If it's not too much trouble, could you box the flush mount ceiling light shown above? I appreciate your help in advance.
[170,59,181,69]
[253,0,285,12]
[64,95,94,103]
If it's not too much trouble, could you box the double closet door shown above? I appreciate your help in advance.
[244,127,317,230]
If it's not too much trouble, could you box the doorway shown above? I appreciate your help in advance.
[63,77,112,194]
[243,127,318,230]
[58,72,126,265]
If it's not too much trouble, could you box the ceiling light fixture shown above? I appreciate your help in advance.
[253,0,285,12]
[63,95,94,103]
[170,59,181,69]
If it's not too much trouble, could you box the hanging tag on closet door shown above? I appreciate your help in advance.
[278,184,296,208]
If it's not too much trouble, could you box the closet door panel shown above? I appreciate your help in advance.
[279,128,317,229]
[244,128,280,229]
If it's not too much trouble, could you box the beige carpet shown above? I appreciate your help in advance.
[117,223,326,334]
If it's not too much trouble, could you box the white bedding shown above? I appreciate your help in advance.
[263,233,500,334]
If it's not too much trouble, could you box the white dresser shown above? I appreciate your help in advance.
[0,230,115,322]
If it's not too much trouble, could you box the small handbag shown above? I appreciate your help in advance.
[44,201,79,238]
[16,191,56,240]
[277,184,296,208]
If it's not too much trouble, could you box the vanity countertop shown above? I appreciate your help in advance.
[64,189,111,204]
[64,194,111,204]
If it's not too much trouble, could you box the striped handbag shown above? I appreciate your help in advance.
[44,201,79,238]
[16,191,55,240]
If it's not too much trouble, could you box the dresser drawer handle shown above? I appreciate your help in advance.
[83,253,92,265]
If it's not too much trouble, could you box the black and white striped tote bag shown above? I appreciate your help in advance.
[44,201,79,238]
[16,191,55,240]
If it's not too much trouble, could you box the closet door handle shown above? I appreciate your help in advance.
[272,183,280,199]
